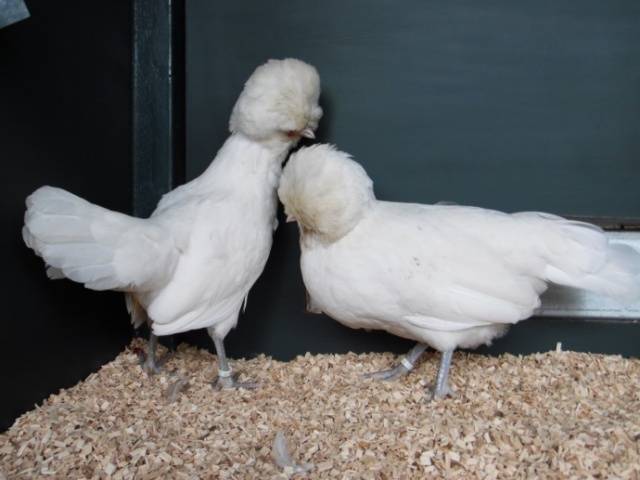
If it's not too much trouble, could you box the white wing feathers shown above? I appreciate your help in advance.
[512,212,640,302]
[356,204,640,331]
[23,186,178,292]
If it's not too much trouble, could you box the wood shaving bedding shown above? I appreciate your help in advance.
[1,338,639,479]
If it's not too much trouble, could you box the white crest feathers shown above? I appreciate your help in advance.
[230,58,322,141]
[279,145,375,242]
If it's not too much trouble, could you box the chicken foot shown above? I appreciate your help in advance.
[139,333,171,375]
[364,343,427,381]
[208,329,259,390]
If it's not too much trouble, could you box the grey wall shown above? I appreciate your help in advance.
[0,0,133,431]
[184,0,640,359]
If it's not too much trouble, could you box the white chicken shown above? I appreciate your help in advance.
[23,58,322,388]
[278,144,640,399]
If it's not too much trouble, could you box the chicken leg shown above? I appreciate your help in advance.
[364,343,427,381]
[208,328,258,390]
[139,333,171,375]
[428,349,455,400]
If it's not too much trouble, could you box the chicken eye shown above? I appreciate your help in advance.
[285,130,298,139]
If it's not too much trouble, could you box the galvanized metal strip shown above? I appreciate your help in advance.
[0,0,29,29]
[539,231,640,319]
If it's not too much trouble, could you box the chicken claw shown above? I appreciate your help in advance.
[363,343,427,382]
[138,334,172,375]
[212,371,259,390]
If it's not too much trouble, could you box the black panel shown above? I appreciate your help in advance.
[184,1,640,360]
[133,0,185,217]
[0,1,133,431]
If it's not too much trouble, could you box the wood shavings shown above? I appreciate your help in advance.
[1,338,639,479]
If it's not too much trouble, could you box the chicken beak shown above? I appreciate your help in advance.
[301,128,315,139]
[286,214,295,223]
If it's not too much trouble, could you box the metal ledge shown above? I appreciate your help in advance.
[538,231,640,319]
[0,0,29,30]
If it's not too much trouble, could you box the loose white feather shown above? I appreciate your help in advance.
[272,431,313,475]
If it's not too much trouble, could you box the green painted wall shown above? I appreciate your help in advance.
[183,0,640,359]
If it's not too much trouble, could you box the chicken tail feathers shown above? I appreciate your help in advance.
[125,293,150,329]
[23,186,176,292]
[540,219,640,303]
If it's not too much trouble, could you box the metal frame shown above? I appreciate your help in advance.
[539,232,640,320]
[0,0,30,29]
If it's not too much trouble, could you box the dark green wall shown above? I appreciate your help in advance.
[0,1,133,431]
[184,0,640,359]
[188,0,640,216]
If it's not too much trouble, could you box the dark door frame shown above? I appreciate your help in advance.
[132,0,184,218]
